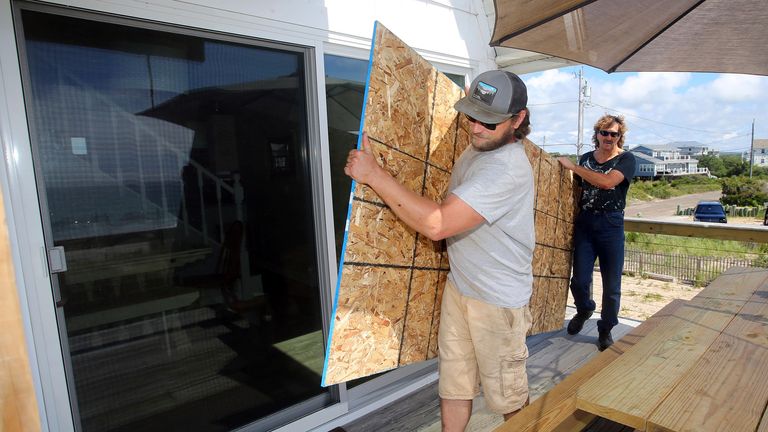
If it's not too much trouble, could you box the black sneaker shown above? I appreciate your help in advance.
[566,311,593,335]
[598,330,613,351]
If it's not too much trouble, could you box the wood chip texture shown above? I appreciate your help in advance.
[322,22,577,386]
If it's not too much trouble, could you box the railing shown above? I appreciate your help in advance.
[623,217,768,284]
[624,217,768,243]
[104,96,245,246]
[623,248,765,285]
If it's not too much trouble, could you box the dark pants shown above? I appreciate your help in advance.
[570,210,625,333]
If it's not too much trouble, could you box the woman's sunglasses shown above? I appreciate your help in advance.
[465,114,499,131]
[598,130,621,138]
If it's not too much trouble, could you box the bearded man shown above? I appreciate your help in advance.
[345,70,534,432]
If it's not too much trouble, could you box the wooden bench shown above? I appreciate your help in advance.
[497,266,768,432]
[578,266,768,431]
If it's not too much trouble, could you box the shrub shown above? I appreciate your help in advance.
[720,176,768,207]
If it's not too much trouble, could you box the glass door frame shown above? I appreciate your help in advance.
[8,1,343,430]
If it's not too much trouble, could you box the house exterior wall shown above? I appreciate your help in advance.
[0,1,502,430]
[752,140,768,166]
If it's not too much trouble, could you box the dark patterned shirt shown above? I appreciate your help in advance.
[577,151,636,211]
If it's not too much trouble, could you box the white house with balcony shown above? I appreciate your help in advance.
[630,145,710,177]
[671,141,718,157]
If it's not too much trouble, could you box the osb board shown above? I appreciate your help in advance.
[0,187,41,431]
[322,22,577,386]
[526,142,580,333]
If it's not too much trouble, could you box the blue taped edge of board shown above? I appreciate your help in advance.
[321,20,378,388]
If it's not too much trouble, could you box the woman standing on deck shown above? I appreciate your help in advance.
[557,114,636,351]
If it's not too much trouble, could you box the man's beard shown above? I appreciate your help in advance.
[471,126,517,152]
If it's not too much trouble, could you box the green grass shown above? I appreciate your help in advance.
[642,293,664,302]
[625,232,768,259]
[628,177,721,202]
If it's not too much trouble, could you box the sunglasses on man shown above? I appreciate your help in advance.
[598,130,621,138]
[465,113,518,131]
[464,114,499,130]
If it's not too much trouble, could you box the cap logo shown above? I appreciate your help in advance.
[472,81,497,106]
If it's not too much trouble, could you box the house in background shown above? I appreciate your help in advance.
[630,145,710,178]
[632,152,668,179]
[670,140,719,157]
[751,139,768,166]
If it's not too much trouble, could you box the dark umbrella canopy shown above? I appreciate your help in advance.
[491,0,768,76]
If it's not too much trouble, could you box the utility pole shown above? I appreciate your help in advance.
[576,67,590,158]
[750,118,755,178]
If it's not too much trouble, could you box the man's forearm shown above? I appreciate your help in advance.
[366,169,445,240]
[571,165,620,189]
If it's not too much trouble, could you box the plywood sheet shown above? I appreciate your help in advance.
[322,22,577,386]
[527,139,579,334]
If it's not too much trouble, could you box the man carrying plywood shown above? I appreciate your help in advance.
[345,70,535,431]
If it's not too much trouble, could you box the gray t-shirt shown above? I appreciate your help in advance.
[446,142,534,308]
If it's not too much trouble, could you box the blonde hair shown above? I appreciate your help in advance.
[592,114,628,149]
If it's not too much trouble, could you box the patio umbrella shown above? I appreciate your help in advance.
[490,0,768,76]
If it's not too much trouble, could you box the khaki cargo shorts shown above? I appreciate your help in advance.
[438,280,532,415]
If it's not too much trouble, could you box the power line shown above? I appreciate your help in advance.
[528,100,577,107]
[698,133,752,146]
[589,102,743,135]
[585,104,677,142]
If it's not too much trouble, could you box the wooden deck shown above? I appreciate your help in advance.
[343,266,768,431]
[341,308,641,431]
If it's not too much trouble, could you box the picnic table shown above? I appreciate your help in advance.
[497,266,768,432]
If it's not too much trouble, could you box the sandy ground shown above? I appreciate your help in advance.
[568,270,703,321]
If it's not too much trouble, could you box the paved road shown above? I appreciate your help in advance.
[625,190,768,227]
[625,190,721,219]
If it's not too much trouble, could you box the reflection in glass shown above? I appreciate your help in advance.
[23,10,327,431]
[324,54,368,263]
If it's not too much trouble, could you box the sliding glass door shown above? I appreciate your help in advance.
[18,7,331,431]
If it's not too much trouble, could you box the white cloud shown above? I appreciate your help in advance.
[708,74,767,102]
[605,72,691,105]
[526,69,573,91]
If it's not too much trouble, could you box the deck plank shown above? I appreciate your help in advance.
[647,283,768,432]
[759,407,768,432]
[342,313,634,431]
[495,300,685,432]
[576,267,768,430]
[527,319,599,399]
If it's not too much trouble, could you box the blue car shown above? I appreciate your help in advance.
[693,201,727,223]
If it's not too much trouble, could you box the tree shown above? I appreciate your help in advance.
[722,155,749,177]
[753,165,768,178]
[720,176,768,207]
[697,154,725,177]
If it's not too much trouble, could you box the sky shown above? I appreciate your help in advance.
[521,66,768,156]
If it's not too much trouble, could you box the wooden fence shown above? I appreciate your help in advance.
[623,248,768,285]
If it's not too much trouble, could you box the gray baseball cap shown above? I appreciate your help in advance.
[454,70,528,125]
